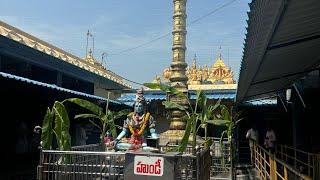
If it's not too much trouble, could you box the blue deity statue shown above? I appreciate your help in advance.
[113,89,158,151]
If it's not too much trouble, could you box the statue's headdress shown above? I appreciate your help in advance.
[135,88,145,103]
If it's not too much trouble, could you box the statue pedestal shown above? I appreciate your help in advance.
[159,130,204,146]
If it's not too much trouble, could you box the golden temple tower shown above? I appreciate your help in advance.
[168,0,188,130]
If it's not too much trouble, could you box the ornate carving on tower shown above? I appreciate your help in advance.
[186,55,201,85]
[163,67,172,80]
[85,49,95,65]
[168,0,188,130]
[207,53,235,84]
[152,75,161,84]
[160,51,236,90]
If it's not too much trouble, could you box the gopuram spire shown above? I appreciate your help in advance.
[169,0,188,130]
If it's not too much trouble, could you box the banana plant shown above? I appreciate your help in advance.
[144,83,221,154]
[41,101,71,151]
[217,105,242,143]
[65,98,130,145]
[209,104,243,172]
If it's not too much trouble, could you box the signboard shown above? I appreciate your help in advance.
[124,152,177,180]
[134,156,164,176]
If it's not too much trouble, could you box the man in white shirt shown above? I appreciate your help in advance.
[246,125,259,164]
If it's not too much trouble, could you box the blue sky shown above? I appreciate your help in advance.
[1,0,251,86]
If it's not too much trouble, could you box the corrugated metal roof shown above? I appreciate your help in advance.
[189,93,235,100]
[0,20,132,89]
[118,91,235,106]
[242,98,277,106]
[237,0,320,102]
[0,71,122,104]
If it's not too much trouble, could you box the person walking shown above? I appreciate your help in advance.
[246,124,259,164]
[264,124,276,153]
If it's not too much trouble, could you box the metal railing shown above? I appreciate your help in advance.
[209,138,231,177]
[38,150,125,180]
[275,144,319,179]
[252,141,312,180]
[37,145,211,180]
[71,143,103,151]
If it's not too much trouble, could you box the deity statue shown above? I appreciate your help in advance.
[202,65,209,81]
[152,75,161,84]
[197,68,202,82]
[112,89,158,151]
[162,67,172,80]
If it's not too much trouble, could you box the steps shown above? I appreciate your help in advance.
[235,164,259,180]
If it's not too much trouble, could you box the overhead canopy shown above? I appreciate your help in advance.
[240,98,277,107]
[118,90,236,106]
[0,71,123,105]
[237,0,320,102]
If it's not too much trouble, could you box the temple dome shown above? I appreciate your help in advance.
[212,54,227,68]
[157,51,236,89]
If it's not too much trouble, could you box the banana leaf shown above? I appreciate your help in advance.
[204,138,213,148]
[143,83,185,98]
[65,98,103,117]
[220,104,231,121]
[206,119,229,126]
[41,108,54,150]
[162,101,187,111]
[177,115,193,153]
[211,99,221,112]
[113,109,131,120]
[53,101,71,151]
[75,114,100,119]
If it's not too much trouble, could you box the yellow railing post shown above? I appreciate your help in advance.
[274,159,278,180]
[264,151,267,179]
[284,167,288,180]
[270,154,274,180]
[269,153,278,180]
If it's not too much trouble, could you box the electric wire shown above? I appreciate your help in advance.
[110,0,238,56]
[109,0,238,86]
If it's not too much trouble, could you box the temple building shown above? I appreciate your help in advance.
[153,52,237,90]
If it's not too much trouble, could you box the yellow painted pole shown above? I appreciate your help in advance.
[274,159,278,180]
[284,167,288,180]
[264,151,267,179]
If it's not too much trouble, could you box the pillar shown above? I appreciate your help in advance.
[169,0,189,130]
